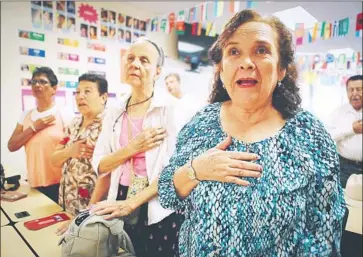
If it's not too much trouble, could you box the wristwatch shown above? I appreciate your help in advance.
[187,159,199,182]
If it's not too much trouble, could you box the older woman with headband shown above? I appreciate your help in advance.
[158,10,345,257]
[90,38,183,257]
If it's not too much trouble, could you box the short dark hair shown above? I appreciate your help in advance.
[208,10,301,119]
[32,67,58,86]
[133,37,165,67]
[165,73,180,82]
[78,73,108,95]
[346,75,363,87]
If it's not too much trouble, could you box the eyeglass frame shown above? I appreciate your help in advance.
[30,78,51,86]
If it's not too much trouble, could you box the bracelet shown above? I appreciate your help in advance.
[30,123,37,132]
[190,158,201,182]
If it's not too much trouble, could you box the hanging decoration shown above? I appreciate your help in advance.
[160,17,167,33]
[295,23,304,46]
[216,1,224,17]
[176,10,186,35]
[168,13,176,33]
[188,7,197,23]
[322,22,331,40]
[332,21,339,37]
[151,17,159,32]
[191,22,198,36]
[205,22,213,36]
[338,17,349,36]
[197,22,203,36]
[201,2,208,22]
[356,12,362,37]
[246,0,257,9]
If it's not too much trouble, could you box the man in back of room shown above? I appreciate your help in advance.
[165,72,206,126]
[327,74,363,187]
[165,73,183,99]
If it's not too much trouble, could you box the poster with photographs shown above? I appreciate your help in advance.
[89,25,97,39]
[56,1,76,33]
[133,18,140,39]
[78,3,98,39]
[100,8,117,40]
[21,64,40,73]
[87,42,106,52]
[31,1,42,28]
[117,13,126,42]
[125,29,132,43]
[125,16,133,43]
[42,1,53,30]
[80,23,88,38]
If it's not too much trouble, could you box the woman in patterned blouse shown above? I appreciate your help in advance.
[158,10,346,257]
[51,73,108,233]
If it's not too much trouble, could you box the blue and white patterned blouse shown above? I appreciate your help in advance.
[158,102,346,257]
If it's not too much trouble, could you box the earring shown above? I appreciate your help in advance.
[222,84,226,89]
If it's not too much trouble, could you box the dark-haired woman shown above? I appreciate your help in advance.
[90,38,183,257]
[158,10,345,257]
[52,73,108,235]
[8,67,73,203]
[51,73,108,217]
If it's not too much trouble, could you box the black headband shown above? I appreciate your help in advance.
[134,37,164,66]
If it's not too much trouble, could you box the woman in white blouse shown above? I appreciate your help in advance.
[90,38,183,257]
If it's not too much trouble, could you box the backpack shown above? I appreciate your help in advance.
[0,164,20,191]
[59,211,136,257]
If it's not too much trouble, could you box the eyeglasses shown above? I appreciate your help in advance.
[31,79,50,86]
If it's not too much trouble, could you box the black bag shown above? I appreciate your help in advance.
[0,164,21,191]
[0,164,5,190]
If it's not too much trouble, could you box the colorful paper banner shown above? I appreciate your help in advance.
[338,18,349,36]
[246,0,256,9]
[160,18,167,33]
[18,30,45,41]
[176,11,185,35]
[88,57,106,65]
[87,42,106,52]
[151,17,159,32]
[59,81,79,88]
[58,38,79,47]
[19,47,45,57]
[295,23,304,46]
[188,7,196,23]
[168,13,175,33]
[58,67,79,76]
[356,12,362,37]
[21,64,40,72]
[58,52,79,61]
[88,70,106,78]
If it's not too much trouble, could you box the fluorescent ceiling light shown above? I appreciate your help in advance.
[273,6,317,31]
[178,41,204,53]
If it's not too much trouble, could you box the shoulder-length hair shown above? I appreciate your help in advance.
[208,10,301,119]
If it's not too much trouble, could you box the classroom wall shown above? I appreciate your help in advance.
[0,1,180,177]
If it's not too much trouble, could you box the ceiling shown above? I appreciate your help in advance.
[127,1,362,53]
